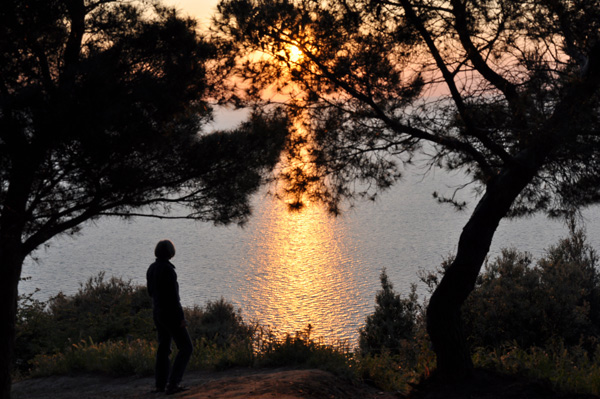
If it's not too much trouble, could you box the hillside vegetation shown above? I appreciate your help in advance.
[15,228,600,396]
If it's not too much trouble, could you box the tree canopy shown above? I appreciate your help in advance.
[0,1,287,397]
[214,0,600,377]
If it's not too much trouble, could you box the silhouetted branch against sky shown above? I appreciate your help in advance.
[0,2,290,397]
[212,0,600,217]
[212,0,600,377]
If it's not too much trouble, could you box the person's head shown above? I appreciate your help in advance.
[155,240,176,260]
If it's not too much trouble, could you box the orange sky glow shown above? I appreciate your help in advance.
[163,0,218,28]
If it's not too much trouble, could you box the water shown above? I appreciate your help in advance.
[20,161,600,346]
[19,107,600,345]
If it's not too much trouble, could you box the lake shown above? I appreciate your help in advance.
[20,161,600,346]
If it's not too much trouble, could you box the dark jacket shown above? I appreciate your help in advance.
[146,258,185,325]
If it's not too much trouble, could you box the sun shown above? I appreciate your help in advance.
[288,44,304,63]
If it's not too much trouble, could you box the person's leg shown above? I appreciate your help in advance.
[166,325,193,391]
[154,319,172,391]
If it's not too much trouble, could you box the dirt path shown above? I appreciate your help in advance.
[14,366,600,399]
[12,368,402,399]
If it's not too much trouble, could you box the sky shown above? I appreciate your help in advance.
[163,0,219,28]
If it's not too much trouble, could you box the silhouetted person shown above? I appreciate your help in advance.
[147,240,193,395]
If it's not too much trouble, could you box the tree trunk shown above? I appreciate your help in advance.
[0,243,24,399]
[426,162,537,379]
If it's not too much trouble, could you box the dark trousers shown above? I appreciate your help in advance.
[154,316,193,389]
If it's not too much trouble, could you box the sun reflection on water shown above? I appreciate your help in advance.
[240,197,365,343]
[238,114,369,343]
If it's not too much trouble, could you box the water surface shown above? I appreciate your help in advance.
[22,164,600,346]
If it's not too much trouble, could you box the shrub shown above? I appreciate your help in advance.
[355,343,435,394]
[29,338,156,377]
[255,324,353,376]
[358,269,421,356]
[47,272,154,343]
[355,269,434,392]
[188,337,255,371]
[463,227,600,349]
[461,248,547,348]
[357,227,600,394]
[536,230,600,346]
[15,290,54,371]
[16,273,153,371]
[185,297,254,347]
[472,341,600,395]
[17,278,259,376]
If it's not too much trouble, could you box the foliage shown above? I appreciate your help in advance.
[16,273,153,371]
[188,337,254,371]
[358,228,600,394]
[29,336,256,377]
[462,228,600,349]
[473,342,600,396]
[19,273,365,377]
[16,273,259,373]
[1,0,289,235]
[26,325,354,379]
[14,291,53,372]
[355,269,434,392]
[359,269,421,356]
[254,324,353,376]
[49,273,154,343]
[214,0,600,215]
[19,288,354,378]
[354,343,435,394]
[213,0,600,375]
[17,227,600,398]
[29,339,156,378]
[1,0,289,395]
[185,298,254,348]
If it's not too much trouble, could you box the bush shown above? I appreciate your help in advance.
[17,276,260,376]
[184,298,257,371]
[20,226,600,395]
[472,342,600,395]
[536,230,600,345]
[47,272,154,343]
[461,249,547,348]
[185,297,254,347]
[359,269,421,356]
[16,273,153,371]
[15,290,54,371]
[463,227,600,349]
[356,269,434,392]
[255,324,353,376]
[30,338,156,377]
[355,227,600,394]
[355,343,435,394]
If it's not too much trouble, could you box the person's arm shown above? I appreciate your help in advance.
[146,264,155,297]
[162,265,186,325]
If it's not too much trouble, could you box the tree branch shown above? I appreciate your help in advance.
[23,205,101,254]
[62,0,86,77]
[96,212,201,219]
[449,0,521,109]
[398,0,513,167]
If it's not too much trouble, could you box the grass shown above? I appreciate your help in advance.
[30,338,156,377]
[28,325,352,378]
[254,325,355,377]
[473,342,600,395]
[24,322,433,396]
[18,226,600,397]
[21,320,600,397]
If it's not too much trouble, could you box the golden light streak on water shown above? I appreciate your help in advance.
[240,197,364,343]
[236,112,369,343]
